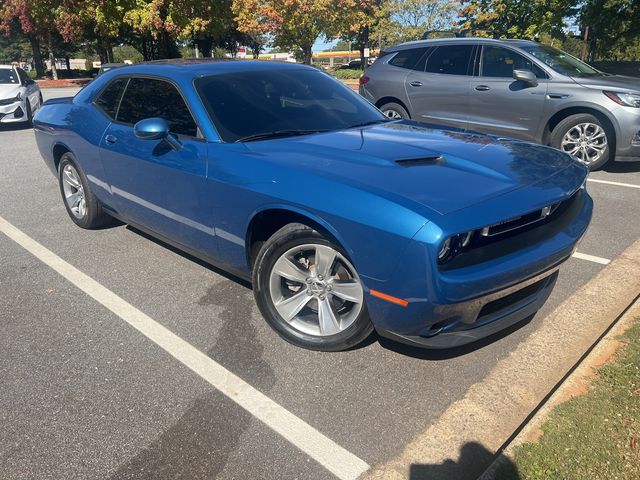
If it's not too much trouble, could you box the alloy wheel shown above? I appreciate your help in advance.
[268,243,364,336]
[382,109,402,119]
[560,122,607,165]
[61,164,86,219]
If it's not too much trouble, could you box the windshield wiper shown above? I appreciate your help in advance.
[235,129,329,143]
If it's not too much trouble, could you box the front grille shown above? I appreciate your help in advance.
[480,203,560,237]
[441,188,584,271]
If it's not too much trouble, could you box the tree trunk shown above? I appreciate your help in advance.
[302,46,312,65]
[47,31,58,80]
[359,26,369,71]
[28,34,45,78]
[197,38,213,58]
[65,56,71,71]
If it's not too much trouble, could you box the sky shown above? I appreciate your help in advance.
[313,37,339,52]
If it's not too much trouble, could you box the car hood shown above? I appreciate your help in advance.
[572,74,640,92]
[244,121,581,216]
[0,84,22,99]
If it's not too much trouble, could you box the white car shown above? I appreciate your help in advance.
[0,65,43,124]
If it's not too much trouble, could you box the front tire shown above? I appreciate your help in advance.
[551,113,612,170]
[252,223,373,351]
[58,152,111,229]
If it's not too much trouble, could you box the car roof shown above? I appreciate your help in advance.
[387,37,540,51]
[107,59,316,79]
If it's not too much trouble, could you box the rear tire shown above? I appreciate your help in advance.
[252,223,373,351]
[379,102,409,120]
[58,152,112,229]
[550,113,612,170]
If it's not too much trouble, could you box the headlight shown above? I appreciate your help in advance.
[603,91,640,108]
[438,237,451,261]
[438,231,475,264]
[0,94,21,106]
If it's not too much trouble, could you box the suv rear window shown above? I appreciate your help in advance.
[388,48,430,70]
[425,45,474,75]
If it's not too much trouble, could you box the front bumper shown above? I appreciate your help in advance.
[0,99,27,123]
[377,269,558,348]
[366,186,593,349]
[612,105,640,159]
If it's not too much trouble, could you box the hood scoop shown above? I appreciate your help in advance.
[395,155,444,167]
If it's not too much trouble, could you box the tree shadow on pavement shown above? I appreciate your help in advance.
[409,442,520,480]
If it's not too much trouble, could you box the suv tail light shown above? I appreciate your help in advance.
[359,76,370,85]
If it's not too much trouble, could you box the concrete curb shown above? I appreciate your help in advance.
[360,239,640,480]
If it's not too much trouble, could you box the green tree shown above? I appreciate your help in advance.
[233,0,338,64]
[579,0,640,60]
[0,0,61,77]
[459,0,575,40]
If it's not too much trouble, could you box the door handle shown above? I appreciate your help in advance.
[104,134,117,145]
[475,85,490,91]
[409,81,423,87]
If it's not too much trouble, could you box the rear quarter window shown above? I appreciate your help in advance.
[94,78,127,120]
[388,48,430,70]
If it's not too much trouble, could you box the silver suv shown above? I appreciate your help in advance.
[360,38,640,169]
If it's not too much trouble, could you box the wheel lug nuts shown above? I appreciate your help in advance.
[327,285,332,291]
[306,289,312,296]
[318,275,323,281]
[305,278,311,284]
[319,295,325,300]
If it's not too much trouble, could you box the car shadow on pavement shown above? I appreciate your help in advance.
[409,442,520,480]
[377,315,535,360]
[125,225,252,289]
[0,122,32,132]
[604,159,640,173]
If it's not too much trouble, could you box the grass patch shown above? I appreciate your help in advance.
[332,68,363,80]
[497,317,640,480]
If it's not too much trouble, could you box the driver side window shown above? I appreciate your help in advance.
[481,46,546,79]
[116,77,198,138]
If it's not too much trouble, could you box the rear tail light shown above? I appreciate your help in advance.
[359,76,370,85]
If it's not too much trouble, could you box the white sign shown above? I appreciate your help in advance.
[363,48,370,58]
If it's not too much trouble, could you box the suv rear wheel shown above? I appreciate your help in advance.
[379,102,409,120]
[551,113,612,170]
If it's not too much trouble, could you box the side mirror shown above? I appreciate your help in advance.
[513,69,538,86]
[133,117,182,151]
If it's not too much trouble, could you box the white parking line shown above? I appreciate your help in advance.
[572,251,611,265]
[587,178,640,190]
[0,215,369,480]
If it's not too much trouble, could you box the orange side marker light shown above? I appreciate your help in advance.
[369,289,409,307]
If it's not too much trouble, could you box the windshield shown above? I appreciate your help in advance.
[520,44,601,77]
[195,68,385,142]
[0,68,19,85]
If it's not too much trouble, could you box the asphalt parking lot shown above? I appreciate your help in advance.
[1,87,639,480]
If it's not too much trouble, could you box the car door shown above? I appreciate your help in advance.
[99,76,217,256]
[404,44,475,129]
[468,45,549,141]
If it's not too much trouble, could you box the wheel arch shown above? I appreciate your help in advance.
[374,96,411,118]
[52,143,72,172]
[544,106,617,152]
[245,206,352,271]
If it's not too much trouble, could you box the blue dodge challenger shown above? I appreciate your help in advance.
[33,60,592,351]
